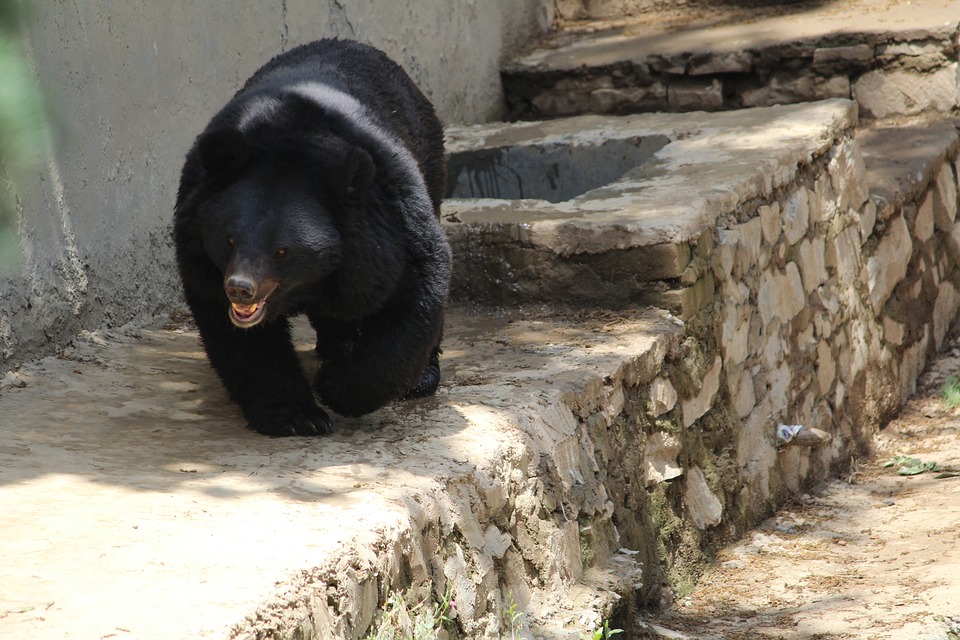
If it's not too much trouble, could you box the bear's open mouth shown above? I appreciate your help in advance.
[229,300,268,328]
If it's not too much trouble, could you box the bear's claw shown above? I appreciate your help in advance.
[247,402,333,437]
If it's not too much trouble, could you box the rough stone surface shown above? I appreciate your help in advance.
[741,74,849,109]
[782,188,810,246]
[683,467,724,530]
[854,65,960,119]
[757,265,805,326]
[812,45,874,73]
[644,432,684,486]
[933,281,960,347]
[668,78,723,111]
[650,376,679,417]
[797,237,827,295]
[504,0,959,121]
[867,214,912,314]
[681,355,723,428]
[733,368,757,420]
[444,101,857,306]
[688,50,753,75]
[915,189,936,243]
[759,202,782,245]
[934,162,958,231]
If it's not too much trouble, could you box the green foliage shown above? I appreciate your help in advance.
[883,453,960,480]
[882,454,939,475]
[0,0,48,272]
[364,583,455,640]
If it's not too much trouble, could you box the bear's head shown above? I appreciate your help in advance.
[193,125,375,328]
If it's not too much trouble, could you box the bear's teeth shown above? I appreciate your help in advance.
[232,302,259,317]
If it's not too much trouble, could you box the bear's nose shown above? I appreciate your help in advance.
[225,275,257,303]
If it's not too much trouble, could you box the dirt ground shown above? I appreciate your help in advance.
[635,330,960,639]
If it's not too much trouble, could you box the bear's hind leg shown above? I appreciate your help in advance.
[315,302,443,417]
[308,313,361,361]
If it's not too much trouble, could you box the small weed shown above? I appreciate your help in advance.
[503,591,526,640]
[940,374,960,409]
[580,620,623,640]
[942,375,960,408]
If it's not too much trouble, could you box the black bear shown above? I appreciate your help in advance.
[173,39,450,436]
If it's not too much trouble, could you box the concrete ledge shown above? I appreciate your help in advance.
[443,103,960,606]
[0,308,681,639]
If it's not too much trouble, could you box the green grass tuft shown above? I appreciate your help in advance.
[942,375,960,408]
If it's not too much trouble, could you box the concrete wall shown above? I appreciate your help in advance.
[0,0,552,370]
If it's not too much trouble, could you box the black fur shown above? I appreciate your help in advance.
[173,39,450,436]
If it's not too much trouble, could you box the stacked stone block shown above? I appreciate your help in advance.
[671,123,960,526]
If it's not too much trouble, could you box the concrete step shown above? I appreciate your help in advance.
[502,0,960,120]
[444,99,857,316]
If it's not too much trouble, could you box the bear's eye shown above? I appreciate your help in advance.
[226,235,235,247]
[276,247,288,258]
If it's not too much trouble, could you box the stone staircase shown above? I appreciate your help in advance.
[501,0,960,121]
[3,3,960,639]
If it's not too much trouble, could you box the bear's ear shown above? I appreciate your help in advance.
[341,147,375,197]
[198,128,248,176]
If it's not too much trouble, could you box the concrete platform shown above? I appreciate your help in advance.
[0,307,680,640]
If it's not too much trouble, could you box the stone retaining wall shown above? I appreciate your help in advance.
[706,121,960,525]
[443,102,960,597]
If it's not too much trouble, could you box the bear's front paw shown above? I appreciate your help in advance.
[247,402,333,437]
[401,349,441,400]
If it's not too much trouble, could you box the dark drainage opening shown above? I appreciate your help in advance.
[445,135,669,203]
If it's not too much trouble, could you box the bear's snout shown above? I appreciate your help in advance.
[224,271,278,328]
[225,274,257,304]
